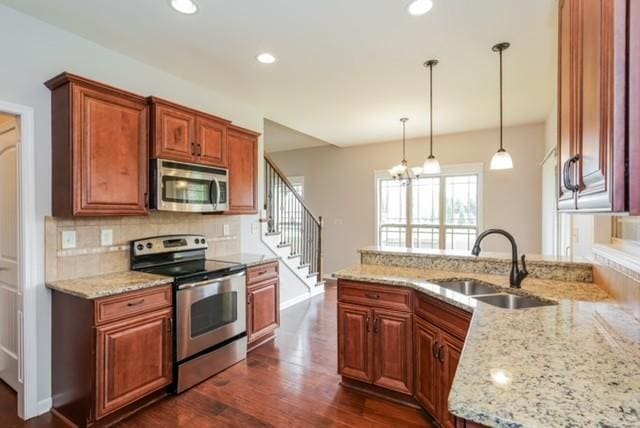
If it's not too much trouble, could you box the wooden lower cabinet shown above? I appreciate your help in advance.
[338,279,472,427]
[52,285,173,427]
[373,309,413,394]
[247,262,280,351]
[337,283,413,396]
[337,303,373,382]
[95,308,173,419]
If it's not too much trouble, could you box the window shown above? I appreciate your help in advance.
[376,164,482,251]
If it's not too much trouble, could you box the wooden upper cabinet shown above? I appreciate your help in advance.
[630,0,640,215]
[557,0,578,210]
[149,97,232,167]
[557,0,630,212]
[45,73,149,217]
[338,303,373,383]
[227,125,259,214]
[373,309,413,395]
[151,100,195,163]
[196,116,228,167]
[95,308,173,419]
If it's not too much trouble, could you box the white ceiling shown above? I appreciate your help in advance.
[2,0,557,147]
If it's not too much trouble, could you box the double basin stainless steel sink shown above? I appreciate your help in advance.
[432,280,556,309]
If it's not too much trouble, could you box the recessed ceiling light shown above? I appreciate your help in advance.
[256,53,277,64]
[407,0,433,16]
[170,0,198,15]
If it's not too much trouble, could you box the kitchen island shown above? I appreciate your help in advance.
[333,248,639,428]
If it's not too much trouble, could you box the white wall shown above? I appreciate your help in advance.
[0,5,307,405]
[541,106,558,256]
[271,123,546,274]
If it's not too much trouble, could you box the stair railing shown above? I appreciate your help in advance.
[265,154,323,282]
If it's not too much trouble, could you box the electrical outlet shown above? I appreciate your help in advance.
[223,224,230,236]
[61,230,76,249]
[101,229,113,246]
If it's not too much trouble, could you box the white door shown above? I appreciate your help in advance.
[0,117,20,391]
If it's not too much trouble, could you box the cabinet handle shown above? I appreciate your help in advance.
[563,154,580,192]
[167,318,173,334]
[257,270,268,276]
[364,293,380,299]
[437,344,445,364]
[432,340,440,358]
[127,299,145,307]
[373,317,380,334]
[191,141,195,156]
[366,316,370,333]
[144,192,149,208]
[197,143,202,156]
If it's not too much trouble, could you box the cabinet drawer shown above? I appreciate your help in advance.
[338,280,412,312]
[95,285,172,325]
[414,293,471,341]
[247,262,279,285]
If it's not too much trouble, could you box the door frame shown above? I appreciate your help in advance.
[0,100,37,420]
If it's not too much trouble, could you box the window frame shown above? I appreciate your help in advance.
[374,163,483,250]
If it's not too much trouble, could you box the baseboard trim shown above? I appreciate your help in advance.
[280,293,311,310]
[37,397,52,415]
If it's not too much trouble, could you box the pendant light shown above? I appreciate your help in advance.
[490,42,514,170]
[422,59,441,174]
[389,118,422,181]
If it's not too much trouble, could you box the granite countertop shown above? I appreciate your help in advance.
[210,253,280,268]
[333,264,640,427]
[46,271,173,299]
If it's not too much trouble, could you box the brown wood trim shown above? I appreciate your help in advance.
[147,96,232,125]
[247,331,276,352]
[338,280,412,312]
[414,293,471,342]
[44,72,146,102]
[340,377,421,409]
[94,285,172,326]
[630,0,640,215]
[228,123,261,137]
[247,262,279,285]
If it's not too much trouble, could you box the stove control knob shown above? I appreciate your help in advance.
[195,238,200,245]
[146,242,153,249]
[136,244,144,251]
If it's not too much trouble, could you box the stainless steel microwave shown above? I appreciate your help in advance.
[151,159,228,212]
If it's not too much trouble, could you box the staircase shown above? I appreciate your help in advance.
[262,154,324,294]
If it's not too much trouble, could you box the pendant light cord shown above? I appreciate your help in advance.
[429,62,434,157]
[499,48,503,151]
[402,119,406,161]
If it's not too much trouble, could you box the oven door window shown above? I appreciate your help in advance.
[162,176,215,205]
[190,292,238,338]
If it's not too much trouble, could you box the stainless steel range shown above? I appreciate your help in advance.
[131,235,247,393]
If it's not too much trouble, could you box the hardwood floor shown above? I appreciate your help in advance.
[1,284,434,427]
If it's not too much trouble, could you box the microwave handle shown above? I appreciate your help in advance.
[214,178,221,209]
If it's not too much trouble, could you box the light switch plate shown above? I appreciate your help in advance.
[101,229,113,246]
[223,224,230,236]
[61,230,76,249]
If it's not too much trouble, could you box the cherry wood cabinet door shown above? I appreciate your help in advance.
[196,116,228,167]
[558,0,578,210]
[439,329,464,428]
[575,0,627,211]
[414,317,440,418]
[227,127,258,214]
[151,101,195,163]
[372,309,413,395]
[630,0,640,215]
[73,84,149,216]
[247,279,280,343]
[95,308,172,419]
[338,303,373,383]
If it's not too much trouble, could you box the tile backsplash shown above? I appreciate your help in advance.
[45,211,241,282]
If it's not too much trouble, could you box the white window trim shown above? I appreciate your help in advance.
[287,175,304,196]
[374,163,484,248]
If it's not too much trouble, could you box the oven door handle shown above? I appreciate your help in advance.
[177,271,245,290]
